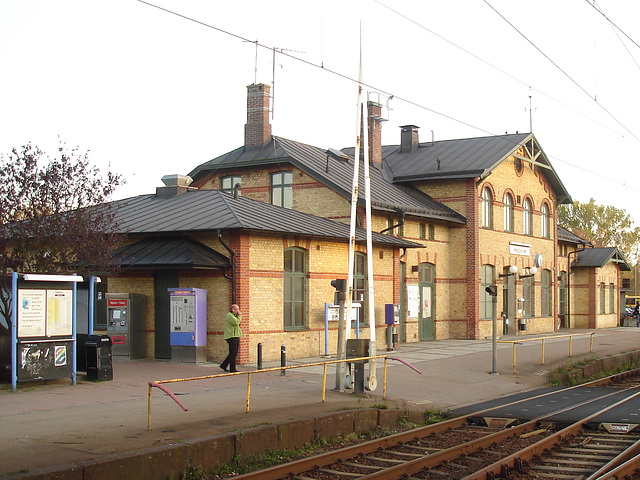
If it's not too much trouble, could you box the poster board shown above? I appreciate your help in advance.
[407,285,419,318]
[17,289,46,337]
[17,288,73,338]
[17,341,73,381]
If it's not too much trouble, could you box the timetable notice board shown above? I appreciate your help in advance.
[18,289,72,338]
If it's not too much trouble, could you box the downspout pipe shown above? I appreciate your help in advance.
[379,208,406,235]
[217,229,236,305]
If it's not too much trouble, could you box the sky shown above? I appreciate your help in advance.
[1,0,639,227]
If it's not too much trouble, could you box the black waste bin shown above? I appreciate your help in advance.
[85,334,113,381]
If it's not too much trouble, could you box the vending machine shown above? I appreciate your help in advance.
[106,293,146,358]
[168,287,207,363]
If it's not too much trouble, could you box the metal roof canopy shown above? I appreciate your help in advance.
[112,236,230,270]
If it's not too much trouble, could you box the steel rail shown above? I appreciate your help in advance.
[592,452,640,479]
[459,388,640,480]
[585,437,640,479]
[229,379,640,480]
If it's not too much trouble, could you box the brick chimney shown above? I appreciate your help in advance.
[400,125,419,153]
[245,84,272,149]
[368,101,383,165]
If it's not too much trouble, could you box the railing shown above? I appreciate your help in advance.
[498,332,595,374]
[147,355,393,431]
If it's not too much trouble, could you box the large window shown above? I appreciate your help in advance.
[541,269,552,316]
[503,193,514,232]
[271,171,293,208]
[481,265,496,320]
[523,275,534,317]
[599,282,606,314]
[221,175,241,195]
[482,187,493,228]
[523,198,533,235]
[541,203,550,238]
[609,283,615,314]
[284,247,307,329]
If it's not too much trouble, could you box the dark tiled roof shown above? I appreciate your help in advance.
[113,236,230,269]
[189,136,465,224]
[573,247,631,271]
[381,133,572,204]
[557,226,592,246]
[109,189,423,249]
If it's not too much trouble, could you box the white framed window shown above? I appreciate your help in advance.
[503,193,514,232]
[271,171,293,208]
[541,202,550,238]
[482,187,493,228]
[523,198,532,235]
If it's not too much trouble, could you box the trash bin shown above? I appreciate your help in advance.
[85,334,113,381]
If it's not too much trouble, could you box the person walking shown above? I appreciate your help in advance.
[634,302,640,328]
[220,303,242,372]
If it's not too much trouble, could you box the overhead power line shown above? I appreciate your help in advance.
[136,0,640,194]
[483,0,639,143]
[374,0,628,140]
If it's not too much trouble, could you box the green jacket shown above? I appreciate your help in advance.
[224,311,242,339]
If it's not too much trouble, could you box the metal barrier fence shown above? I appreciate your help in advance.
[498,332,595,374]
[147,355,391,431]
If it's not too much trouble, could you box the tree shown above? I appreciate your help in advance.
[0,141,124,335]
[558,198,640,262]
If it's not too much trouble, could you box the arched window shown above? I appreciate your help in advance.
[523,273,534,317]
[541,203,550,238]
[482,187,493,228]
[481,265,496,320]
[503,193,514,232]
[284,247,307,329]
[523,198,533,235]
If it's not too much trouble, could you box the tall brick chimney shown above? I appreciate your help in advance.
[245,84,272,149]
[400,125,419,153]
[368,101,383,165]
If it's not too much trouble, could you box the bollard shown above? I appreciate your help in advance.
[257,343,262,370]
[281,344,286,376]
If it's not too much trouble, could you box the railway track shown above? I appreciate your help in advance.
[227,369,640,480]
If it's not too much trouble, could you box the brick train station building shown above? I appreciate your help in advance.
[98,83,630,365]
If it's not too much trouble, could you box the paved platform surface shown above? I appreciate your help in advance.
[1,327,640,476]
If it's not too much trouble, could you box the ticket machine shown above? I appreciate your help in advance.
[168,288,207,363]
[106,293,146,358]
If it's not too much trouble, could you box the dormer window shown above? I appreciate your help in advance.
[221,175,241,195]
[271,171,293,208]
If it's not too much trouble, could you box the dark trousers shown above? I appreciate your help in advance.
[221,337,240,371]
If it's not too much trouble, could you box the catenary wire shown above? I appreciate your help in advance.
[589,0,640,72]
[373,0,628,141]
[483,0,639,143]
[136,0,640,195]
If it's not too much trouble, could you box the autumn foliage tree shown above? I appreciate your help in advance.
[558,198,640,262]
[0,141,124,334]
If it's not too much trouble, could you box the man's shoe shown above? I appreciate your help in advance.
[220,366,228,372]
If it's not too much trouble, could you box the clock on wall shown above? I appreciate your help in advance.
[535,253,543,267]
